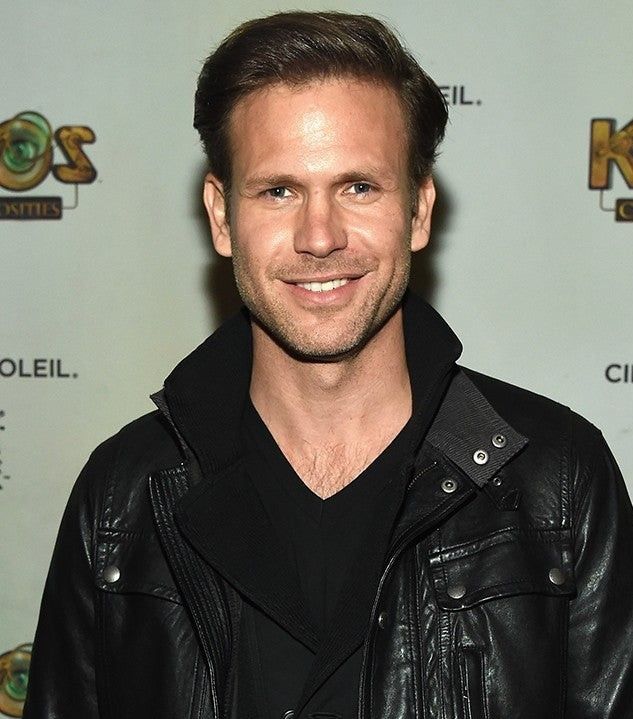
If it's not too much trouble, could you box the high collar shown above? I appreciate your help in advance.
[161,291,463,482]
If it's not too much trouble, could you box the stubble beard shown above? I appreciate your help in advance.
[231,248,412,363]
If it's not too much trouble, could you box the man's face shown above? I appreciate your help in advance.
[205,78,434,361]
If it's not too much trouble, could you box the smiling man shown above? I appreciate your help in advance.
[24,11,633,719]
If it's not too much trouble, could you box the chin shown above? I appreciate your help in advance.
[257,318,374,363]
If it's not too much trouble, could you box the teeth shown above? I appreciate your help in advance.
[297,278,350,292]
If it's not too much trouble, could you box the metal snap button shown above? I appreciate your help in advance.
[473,449,489,465]
[548,568,566,586]
[377,611,388,629]
[447,584,467,600]
[441,478,457,494]
[102,565,120,584]
[492,433,507,448]
[492,476,503,487]
[282,711,295,719]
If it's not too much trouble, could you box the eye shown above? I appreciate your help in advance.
[263,186,292,200]
[344,182,377,199]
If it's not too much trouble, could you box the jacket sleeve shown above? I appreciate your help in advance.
[566,423,633,716]
[23,438,116,719]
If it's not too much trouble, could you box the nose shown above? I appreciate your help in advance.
[293,193,347,257]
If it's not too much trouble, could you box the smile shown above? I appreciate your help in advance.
[295,278,350,293]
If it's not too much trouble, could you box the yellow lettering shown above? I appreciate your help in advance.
[589,118,633,189]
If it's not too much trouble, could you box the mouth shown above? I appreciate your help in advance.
[294,277,350,293]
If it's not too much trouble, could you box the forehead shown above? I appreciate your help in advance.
[227,78,408,181]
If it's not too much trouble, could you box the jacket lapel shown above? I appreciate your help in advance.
[174,459,319,651]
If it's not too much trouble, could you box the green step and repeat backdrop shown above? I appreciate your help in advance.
[1,1,631,714]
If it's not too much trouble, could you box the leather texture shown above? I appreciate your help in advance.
[23,307,633,718]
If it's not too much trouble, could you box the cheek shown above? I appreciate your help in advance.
[351,204,410,245]
[233,209,292,257]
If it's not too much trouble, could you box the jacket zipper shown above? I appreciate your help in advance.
[357,486,475,719]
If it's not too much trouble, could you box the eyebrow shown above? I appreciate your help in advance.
[241,167,395,192]
[242,174,301,192]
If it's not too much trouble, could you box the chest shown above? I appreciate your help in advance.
[285,442,374,498]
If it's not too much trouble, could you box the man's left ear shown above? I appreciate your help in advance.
[410,177,436,252]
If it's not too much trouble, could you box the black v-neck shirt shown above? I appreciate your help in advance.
[237,399,415,719]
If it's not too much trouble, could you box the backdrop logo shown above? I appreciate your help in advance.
[588,117,633,222]
[0,111,96,220]
[0,645,31,717]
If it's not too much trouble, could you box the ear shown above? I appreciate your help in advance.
[203,174,232,257]
[410,176,436,252]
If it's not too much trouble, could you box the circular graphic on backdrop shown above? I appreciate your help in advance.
[0,113,53,192]
[0,644,31,718]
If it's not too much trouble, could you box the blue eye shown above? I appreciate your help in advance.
[265,186,290,199]
[351,182,372,194]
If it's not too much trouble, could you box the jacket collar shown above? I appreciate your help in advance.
[155,290,528,505]
[426,369,528,488]
[161,306,252,478]
[159,291,464,481]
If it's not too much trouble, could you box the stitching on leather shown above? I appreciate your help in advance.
[437,524,565,553]
[98,581,181,601]
[415,552,430,719]
[99,449,118,572]
[441,555,450,598]
[570,429,602,546]
[97,528,138,539]
[560,407,571,529]
[408,460,439,490]
[101,450,116,532]
[437,610,451,719]
[457,648,469,719]
[97,527,160,540]
[436,612,444,719]
[479,648,490,719]
[406,552,421,719]
[431,527,569,564]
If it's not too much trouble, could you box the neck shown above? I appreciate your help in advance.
[249,309,412,491]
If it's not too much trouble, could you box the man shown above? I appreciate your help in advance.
[24,11,633,719]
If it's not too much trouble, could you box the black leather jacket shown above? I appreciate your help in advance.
[24,300,633,718]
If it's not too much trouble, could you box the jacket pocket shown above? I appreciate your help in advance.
[428,527,576,610]
[94,528,181,603]
[93,529,203,718]
[429,528,574,719]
